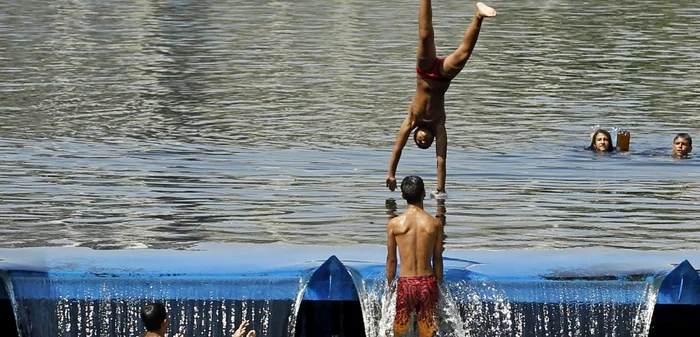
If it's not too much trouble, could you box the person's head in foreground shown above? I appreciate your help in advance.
[141,302,168,336]
[414,126,434,149]
[588,129,614,152]
[401,175,425,204]
[673,133,692,158]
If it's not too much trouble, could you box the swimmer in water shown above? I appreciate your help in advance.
[386,1,497,195]
[586,129,614,152]
[672,133,692,158]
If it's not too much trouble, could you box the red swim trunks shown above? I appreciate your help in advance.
[416,58,450,82]
[394,275,439,337]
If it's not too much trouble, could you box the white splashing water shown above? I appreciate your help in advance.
[437,284,471,337]
[286,276,309,337]
[261,299,271,335]
[357,278,479,337]
[354,274,659,337]
[443,277,659,337]
[449,279,516,337]
[357,278,395,337]
[44,286,292,337]
[10,271,661,337]
[631,279,659,337]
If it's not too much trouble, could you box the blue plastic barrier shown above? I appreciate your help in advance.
[1,244,699,337]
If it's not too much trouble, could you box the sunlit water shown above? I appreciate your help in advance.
[1,0,699,251]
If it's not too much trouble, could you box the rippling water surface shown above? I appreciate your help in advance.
[1,0,699,250]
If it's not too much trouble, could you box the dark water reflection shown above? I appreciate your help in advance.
[0,0,699,250]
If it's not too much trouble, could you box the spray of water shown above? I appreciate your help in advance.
[2,266,662,337]
[631,277,660,337]
[0,271,24,337]
[357,277,395,337]
[448,278,518,337]
[5,275,295,337]
[286,276,309,337]
[356,276,476,337]
[445,276,660,337]
[436,284,470,337]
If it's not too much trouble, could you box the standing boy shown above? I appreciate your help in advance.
[386,176,445,336]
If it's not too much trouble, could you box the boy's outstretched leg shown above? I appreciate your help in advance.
[417,0,438,70]
[443,2,496,75]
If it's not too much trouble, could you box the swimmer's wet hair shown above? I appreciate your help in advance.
[401,175,425,203]
[141,302,167,332]
[587,129,614,152]
[674,133,692,147]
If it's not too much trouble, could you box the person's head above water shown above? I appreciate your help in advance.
[673,133,692,157]
[587,129,614,152]
[401,175,425,203]
[141,302,169,335]
[414,127,434,149]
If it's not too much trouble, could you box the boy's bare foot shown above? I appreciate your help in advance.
[476,2,497,18]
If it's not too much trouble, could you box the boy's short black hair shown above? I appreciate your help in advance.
[141,302,167,332]
[401,175,425,203]
[414,127,434,149]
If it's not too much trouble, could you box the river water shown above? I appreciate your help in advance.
[1,0,699,250]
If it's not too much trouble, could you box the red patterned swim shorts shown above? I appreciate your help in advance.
[394,274,439,337]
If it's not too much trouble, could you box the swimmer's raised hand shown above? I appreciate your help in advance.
[386,176,397,191]
[232,320,256,337]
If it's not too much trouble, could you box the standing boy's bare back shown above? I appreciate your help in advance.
[387,205,444,281]
[387,175,444,337]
